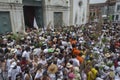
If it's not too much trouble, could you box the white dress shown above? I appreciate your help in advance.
[24,73,33,80]
[35,70,43,79]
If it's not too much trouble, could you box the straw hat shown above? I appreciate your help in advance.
[3,38,7,41]
[48,64,58,74]
[8,47,11,51]
[53,37,57,42]
[27,36,31,39]
[74,67,80,73]
[40,37,45,41]
[16,45,21,49]
[66,63,73,68]
[10,49,17,54]
[105,53,111,58]
[21,37,24,40]
[109,71,115,78]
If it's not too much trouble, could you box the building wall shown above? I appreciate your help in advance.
[0,0,22,3]
[80,0,89,24]
[114,0,120,21]
[89,3,106,22]
[44,0,70,28]
[89,0,117,23]
[70,0,89,26]
[0,0,89,33]
[0,0,25,33]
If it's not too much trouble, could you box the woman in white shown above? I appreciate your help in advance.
[38,55,47,65]
[34,64,43,80]
[24,67,33,80]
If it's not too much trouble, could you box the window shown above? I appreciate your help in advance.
[93,12,95,16]
[112,15,114,20]
[90,12,92,16]
[116,15,119,20]
[117,5,120,11]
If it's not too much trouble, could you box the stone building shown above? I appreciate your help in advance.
[0,0,89,34]
[0,0,24,34]
[23,0,44,29]
[89,2,106,23]
[114,0,120,22]
[44,0,89,28]
[43,0,70,29]
[89,0,116,23]
[70,0,89,26]
[106,0,116,21]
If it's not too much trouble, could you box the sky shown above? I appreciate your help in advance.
[90,0,107,4]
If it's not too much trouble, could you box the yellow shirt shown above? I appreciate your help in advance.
[91,68,98,79]
[87,71,94,80]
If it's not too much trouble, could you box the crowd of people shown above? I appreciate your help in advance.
[0,23,120,80]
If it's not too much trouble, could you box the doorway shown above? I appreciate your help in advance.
[23,6,35,28]
[54,12,63,28]
[23,6,44,29]
[0,12,12,34]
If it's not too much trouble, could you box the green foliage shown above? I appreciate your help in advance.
[9,33,23,43]
[39,42,43,47]
[10,34,18,40]
[94,53,99,58]
[102,38,109,43]
[107,62,114,67]
[90,33,99,41]
[103,47,109,53]
[99,65,104,70]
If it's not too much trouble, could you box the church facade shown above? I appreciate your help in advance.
[0,0,89,34]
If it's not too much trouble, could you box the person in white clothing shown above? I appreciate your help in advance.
[34,64,43,80]
[70,55,80,67]
[22,47,31,61]
[115,67,120,80]
[8,62,22,80]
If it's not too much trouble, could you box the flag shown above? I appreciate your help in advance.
[33,17,39,29]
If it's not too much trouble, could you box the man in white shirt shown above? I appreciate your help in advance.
[8,62,22,80]
[33,47,41,56]
[70,55,80,67]
[22,47,31,61]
